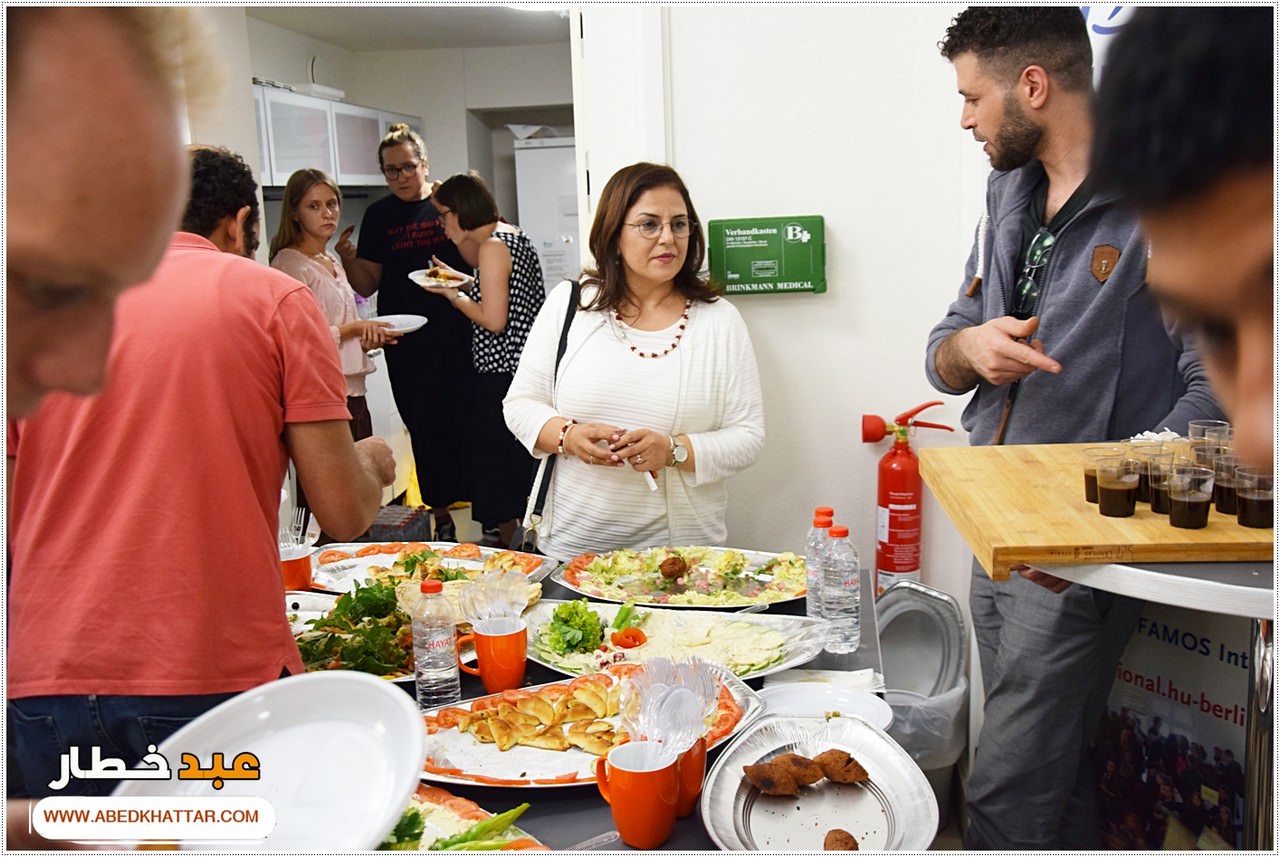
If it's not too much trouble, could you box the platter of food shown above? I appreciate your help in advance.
[380,784,545,851]
[312,541,547,594]
[287,578,497,683]
[524,599,829,680]
[409,267,475,289]
[289,581,414,683]
[700,714,937,851]
[552,546,808,609]
[419,664,762,788]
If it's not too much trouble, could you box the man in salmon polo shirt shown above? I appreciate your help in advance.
[6,147,397,798]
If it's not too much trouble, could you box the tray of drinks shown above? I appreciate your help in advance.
[919,442,1273,581]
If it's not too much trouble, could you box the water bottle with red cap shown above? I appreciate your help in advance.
[820,524,860,654]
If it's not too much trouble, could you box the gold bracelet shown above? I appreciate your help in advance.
[556,419,577,455]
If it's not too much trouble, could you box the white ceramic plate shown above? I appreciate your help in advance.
[551,546,807,610]
[700,714,938,851]
[757,684,893,730]
[419,667,762,788]
[114,672,425,850]
[371,314,428,335]
[525,599,830,680]
[312,542,548,594]
[408,268,475,289]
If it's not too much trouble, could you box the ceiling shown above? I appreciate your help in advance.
[245,5,572,52]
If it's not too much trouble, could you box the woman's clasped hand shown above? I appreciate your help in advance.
[559,423,669,469]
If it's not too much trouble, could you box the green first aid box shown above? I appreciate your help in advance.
[707,215,826,295]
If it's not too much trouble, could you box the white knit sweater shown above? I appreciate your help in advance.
[503,281,766,558]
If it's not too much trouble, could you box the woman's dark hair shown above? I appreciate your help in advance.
[378,122,427,168]
[582,162,718,312]
[269,168,341,260]
[183,145,259,247]
[433,172,499,231]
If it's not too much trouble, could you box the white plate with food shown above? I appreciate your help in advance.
[114,671,425,850]
[419,665,761,788]
[312,541,547,594]
[409,267,475,289]
[700,714,937,851]
[757,684,893,730]
[525,599,829,680]
[371,313,428,335]
[288,583,415,683]
[381,783,545,850]
[553,546,808,609]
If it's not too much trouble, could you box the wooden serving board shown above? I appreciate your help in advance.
[919,442,1273,581]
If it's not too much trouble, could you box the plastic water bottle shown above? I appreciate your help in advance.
[412,579,461,710]
[804,508,834,621]
[821,525,861,653]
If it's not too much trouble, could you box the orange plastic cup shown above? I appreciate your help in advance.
[675,736,707,817]
[280,545,313,591]
[457,617,528,693]
[595,741,679,849]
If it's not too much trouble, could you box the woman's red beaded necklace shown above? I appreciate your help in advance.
[614,299,692,359]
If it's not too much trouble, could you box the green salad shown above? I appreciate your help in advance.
[294,579,413,678]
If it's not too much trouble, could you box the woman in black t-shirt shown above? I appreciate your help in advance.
[336,124,474,542]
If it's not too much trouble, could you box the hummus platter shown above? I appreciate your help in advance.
[552,546,808,608]
[524,599,830,680]
[419,665,761,788]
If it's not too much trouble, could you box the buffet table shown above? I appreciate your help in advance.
[422,571,885,850]
[919,443,1275,851]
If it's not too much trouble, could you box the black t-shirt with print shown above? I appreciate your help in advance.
[358,193,470,350]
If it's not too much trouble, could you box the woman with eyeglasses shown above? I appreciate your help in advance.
[418,173,546,547]
[270,168,397,441]
[504,162,765,558]
[335,124,475,541]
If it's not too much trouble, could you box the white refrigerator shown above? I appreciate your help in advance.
[513,137,579,293]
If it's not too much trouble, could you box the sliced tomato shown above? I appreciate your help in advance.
[354,544,384,557]
[610,627,647,648]
[444,542,482,559]
[316,549,354,564]
[705,685,743,745]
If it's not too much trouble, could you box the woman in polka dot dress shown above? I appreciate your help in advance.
[424,173,546,546]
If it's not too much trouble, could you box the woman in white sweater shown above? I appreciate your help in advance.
[503,162,765,559]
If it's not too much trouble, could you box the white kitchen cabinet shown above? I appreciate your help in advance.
[252,86,273,187]
[254,84,423,188]
[262,88,335,179]
[331,102,385,185]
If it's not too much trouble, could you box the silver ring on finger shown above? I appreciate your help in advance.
[634,456,645,465]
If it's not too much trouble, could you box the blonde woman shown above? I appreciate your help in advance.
[271,168,396,439]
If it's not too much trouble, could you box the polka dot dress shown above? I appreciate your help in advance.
[469,229,545,373]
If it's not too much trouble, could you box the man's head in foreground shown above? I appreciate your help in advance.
[5,8,200,416]
[1093,7,1274,468]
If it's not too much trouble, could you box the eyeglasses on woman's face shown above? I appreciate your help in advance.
[624,217,695,240]
[381,161,421,180]
[1012,227,1055,320]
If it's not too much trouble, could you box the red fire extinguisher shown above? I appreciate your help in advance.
[861,400,954,596]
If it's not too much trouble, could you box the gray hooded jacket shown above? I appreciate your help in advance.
[925,162,1223,445]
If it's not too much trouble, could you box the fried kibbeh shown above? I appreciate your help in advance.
[814,748,869,784]
[773,752,825,786]
[742,760,802,796]
[824,829,859,850]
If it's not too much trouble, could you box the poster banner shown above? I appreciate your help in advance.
[1093,602,1250,849]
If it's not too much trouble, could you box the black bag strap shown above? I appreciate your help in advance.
[529,279,581,518]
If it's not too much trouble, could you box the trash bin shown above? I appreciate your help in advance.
[877,580,969,827]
